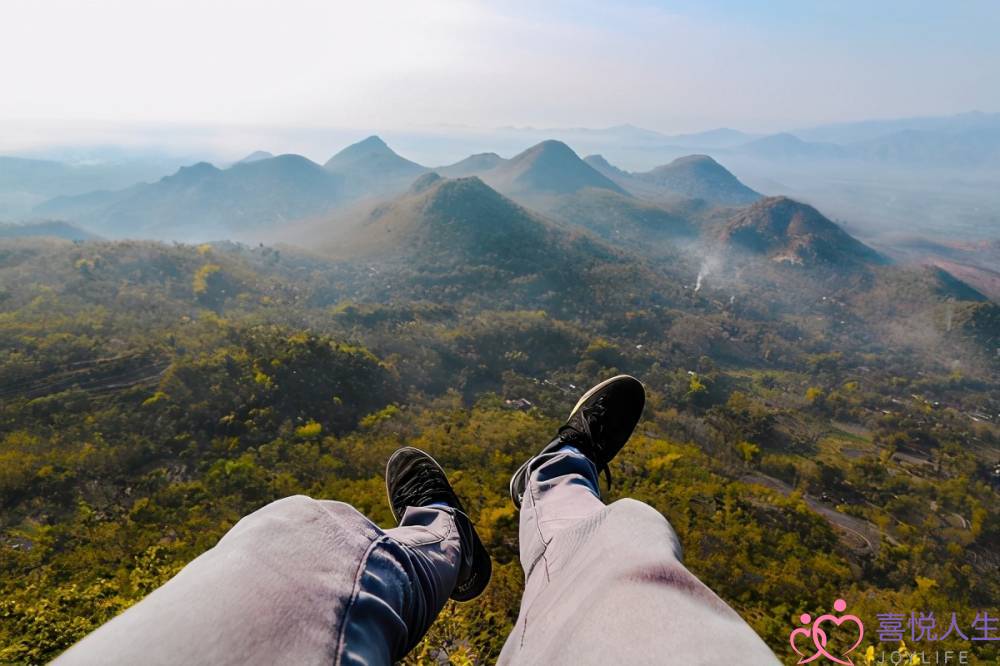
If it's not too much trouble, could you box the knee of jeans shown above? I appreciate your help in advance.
[251,494,328,521]
[606,498,684,561]
[270,493,318,509]
[243,496,366,535]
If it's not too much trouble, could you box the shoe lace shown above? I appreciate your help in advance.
[567,397,614,490]
[397,468,447,508]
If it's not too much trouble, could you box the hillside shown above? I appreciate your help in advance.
[480,140,626,197]
[583,154,629,180]
[327,174,659,312]
[0,232,996,664]
[0,220,99,241]
[0,155,177,217]
[34,155,343,240]
[324,136,427,198]
[584,153,759,206]
[853,127,1000,168]
[436,152,505,178]
[739,133,847,160]
[720,196,885,266]
[539,187,696,252]
[633,155,761,205]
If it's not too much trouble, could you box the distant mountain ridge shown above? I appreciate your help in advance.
[0,155,180,218]
[35,154,343,239]
[739,134,847,161]
[237,151,274,164]
[436,152,505,178]
[0,220,99,241]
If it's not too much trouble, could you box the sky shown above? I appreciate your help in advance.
[2,0,999,158]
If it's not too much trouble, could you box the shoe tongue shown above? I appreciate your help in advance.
[558,425,594,452]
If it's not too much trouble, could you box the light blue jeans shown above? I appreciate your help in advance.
[498,446,779,664]
[56,447,778,665]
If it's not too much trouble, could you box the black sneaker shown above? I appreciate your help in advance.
[509,375,645,509]
[385,447,491,601]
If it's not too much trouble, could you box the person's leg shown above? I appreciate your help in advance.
[500,377,778,665]
[56,447,491,666]
[54,496,460,666]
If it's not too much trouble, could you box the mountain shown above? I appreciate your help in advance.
[584,153,759,206]
[924,266,987,302]
[236,150,274,164]
[35,154,343,240]
[480,140,626,197]
[739,133,847,160]
[851,128,1000,168]
[0,220,100,241]
[323,136,427,198]
[0,156,177,218]
[583,154,629,180]
[327,173,663,311]
[436,152,505,178]
[336,173,581,266]
[795,111,1000,144]
[879,236,1000,301]
[632,155,760,205]
[664,128,756,149]
[720,196,884,266]
[540,187,696,253]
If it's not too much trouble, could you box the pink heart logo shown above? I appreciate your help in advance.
[812,599,865,665]
[788,600,865,665]
[790,625,814,660]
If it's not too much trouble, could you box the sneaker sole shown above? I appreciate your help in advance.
[568,374,642,421]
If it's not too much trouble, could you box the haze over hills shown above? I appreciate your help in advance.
[738,134,848,161]
[322,172,665,312]
[538,187,697,252]
[587,154,761,205]
[0,220,100,241]
[436,152,505,178]
[0,155,183,219]
[793,110,1000,144]
[5,116,998,296]
[236,151,275,164]
[35,154,343,240]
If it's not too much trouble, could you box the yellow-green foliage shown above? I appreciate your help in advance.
[0,240,996,664]
[192,263,222,296]
[294,421,322,439]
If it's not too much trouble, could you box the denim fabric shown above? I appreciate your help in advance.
[54,496,461,666]
[497,445,780,665]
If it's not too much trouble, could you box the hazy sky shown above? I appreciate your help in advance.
[2,0,999,155]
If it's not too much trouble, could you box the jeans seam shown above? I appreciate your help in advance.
[334,536,382,666]
[520,459,554,649]
[527,460,552,583]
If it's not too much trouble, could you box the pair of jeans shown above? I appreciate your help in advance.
[55,447,779,665]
